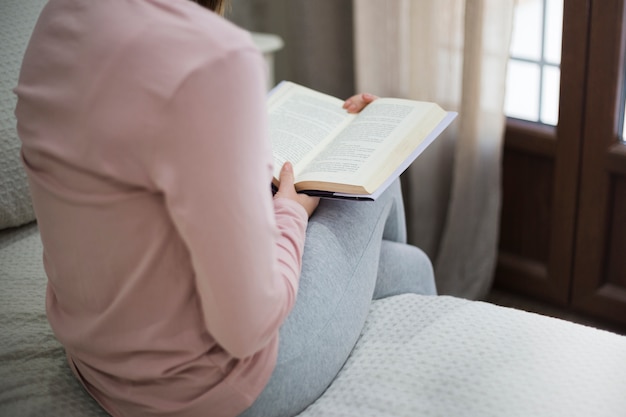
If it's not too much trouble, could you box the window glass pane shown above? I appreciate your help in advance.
[541,66,560,125]
[544,0,563,64]
[506,0,562,126]
[510,0,543,60]
[506,61,540,122]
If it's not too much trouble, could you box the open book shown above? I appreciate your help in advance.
[268,81,457,200]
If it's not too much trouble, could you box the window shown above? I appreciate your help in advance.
[498,0,626,326]
[505,0,563,126]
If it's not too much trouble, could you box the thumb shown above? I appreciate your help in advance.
[278,162,295,191]
[362,93,377,103]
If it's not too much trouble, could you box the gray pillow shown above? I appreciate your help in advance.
[0,0,46,229]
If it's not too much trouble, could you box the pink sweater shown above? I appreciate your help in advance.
[14,1,308,416]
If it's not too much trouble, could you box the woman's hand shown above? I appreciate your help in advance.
[342,92,378,113]
[274,162,320,218]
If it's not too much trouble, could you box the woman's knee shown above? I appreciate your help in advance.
[374,240,437,299]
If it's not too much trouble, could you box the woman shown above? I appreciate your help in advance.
[14,0,436,416]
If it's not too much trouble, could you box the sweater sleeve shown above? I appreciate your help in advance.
[151,45,308,359]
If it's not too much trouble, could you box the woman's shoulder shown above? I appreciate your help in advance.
[120,0,263,97]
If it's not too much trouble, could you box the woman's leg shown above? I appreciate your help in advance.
[374,240,437,299]
[239,180,425,417]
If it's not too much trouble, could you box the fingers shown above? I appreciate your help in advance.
[274,162,320,218]
[343,92,378,113]
[277,161,295,193]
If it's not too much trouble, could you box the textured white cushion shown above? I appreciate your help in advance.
[0,0,46,229]
[2,226,626,417]
[299,295,626,417]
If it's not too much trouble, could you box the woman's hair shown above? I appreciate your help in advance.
[192,0,228,15]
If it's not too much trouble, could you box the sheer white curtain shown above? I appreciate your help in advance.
[354,0,515,299]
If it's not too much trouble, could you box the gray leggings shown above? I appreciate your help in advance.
[239,180,436,417]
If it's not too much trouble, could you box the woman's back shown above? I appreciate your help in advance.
[14,1,308,416]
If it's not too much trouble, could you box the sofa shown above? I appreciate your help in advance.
[2,1,626,416]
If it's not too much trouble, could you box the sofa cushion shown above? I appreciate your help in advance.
[0,0,46,229]
[0,224,108,416]
[299,294,626,417]
[2,225,626,417]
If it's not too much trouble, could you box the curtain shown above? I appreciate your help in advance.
[353,0,515,299]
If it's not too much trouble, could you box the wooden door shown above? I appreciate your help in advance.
[496,0,589,307]
[570,0,626,326]
[496,0,626,329]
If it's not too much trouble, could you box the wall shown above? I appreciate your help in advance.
[226,0,356,99]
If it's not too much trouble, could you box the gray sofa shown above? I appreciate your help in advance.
[2,1,626,416]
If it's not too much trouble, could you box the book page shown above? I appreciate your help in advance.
[268,83,354,178]
[297,100,430,186]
